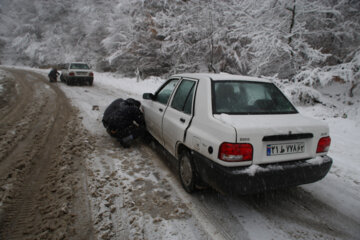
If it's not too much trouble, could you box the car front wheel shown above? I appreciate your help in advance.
[179,150,197,193]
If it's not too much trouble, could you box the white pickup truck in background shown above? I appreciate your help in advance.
[142,73,332,194]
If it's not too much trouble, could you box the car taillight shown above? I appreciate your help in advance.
[69,72,75,76]
[89,72,94,77]
[316,136,331,153]
[218,143,253,162]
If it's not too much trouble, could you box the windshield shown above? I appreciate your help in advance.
[70,63,90,69]
[213,81,297,114]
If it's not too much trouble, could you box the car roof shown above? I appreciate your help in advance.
[69,62,89,64]
[171,73,270,83]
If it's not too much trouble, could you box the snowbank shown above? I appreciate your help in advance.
[94,72,165,98]
[0,69,7,94]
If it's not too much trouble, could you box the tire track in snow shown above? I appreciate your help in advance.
[0,68,95,240]
[143,142,251,240]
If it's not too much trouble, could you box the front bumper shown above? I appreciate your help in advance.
[193,152,333,195]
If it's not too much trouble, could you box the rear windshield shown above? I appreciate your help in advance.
[70,63,90,69]
[213,81,297,114]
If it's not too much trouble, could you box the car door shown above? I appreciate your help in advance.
[162,78,197,156]
[143,79,179,145]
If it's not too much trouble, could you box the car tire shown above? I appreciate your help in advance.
[179,150,197,193]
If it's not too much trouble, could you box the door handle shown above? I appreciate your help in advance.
[180,118,185,123]
[159,108,163,112]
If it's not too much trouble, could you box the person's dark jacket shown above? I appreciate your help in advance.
[48,68,58,79]
[102,98,145,139]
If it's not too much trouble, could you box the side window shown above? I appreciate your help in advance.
[183,85,195,114]
[171,80,196,114]
[155,79,179,105]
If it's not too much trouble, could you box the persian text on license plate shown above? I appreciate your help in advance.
[266,142,305,156]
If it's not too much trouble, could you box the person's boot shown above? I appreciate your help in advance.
[117,138,130,148]
[122,134,134,143]
[119,135,134,148]
[118,139,130,148]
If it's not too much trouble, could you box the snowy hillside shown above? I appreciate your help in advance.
[0,0,359,85]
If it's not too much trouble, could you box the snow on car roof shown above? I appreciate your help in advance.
[171,73,270,83]
[70,62,89,64]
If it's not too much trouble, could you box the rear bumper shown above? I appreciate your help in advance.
[67,76,93,82]
[193,152,332,195]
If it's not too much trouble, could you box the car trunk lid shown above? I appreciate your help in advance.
[214,113,329,165]
[74,71,89,76]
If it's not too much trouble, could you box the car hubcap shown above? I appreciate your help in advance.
[180,155,192,186]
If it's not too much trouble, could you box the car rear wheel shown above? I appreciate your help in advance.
[179,150,197,193]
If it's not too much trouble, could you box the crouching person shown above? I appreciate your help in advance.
[48,68,59,82]
[102,98,145,148]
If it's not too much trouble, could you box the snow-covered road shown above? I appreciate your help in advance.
[0,68,94,239]
[15,68,359,240]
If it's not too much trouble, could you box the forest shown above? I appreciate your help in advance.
[0,0,359,91]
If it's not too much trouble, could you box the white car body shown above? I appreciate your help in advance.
[60,62,94,86]
[142,73,332,194]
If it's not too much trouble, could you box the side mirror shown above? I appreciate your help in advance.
[143,93,155,100]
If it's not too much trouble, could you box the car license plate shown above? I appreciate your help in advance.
[76,72,87,76]
[266,142,305,156]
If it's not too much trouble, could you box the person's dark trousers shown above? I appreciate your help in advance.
[117,126,145,148]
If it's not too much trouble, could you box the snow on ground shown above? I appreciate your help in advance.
[69,71,360,239]
[53,72,208,239]
[95,72,164,99]
[297,87,360,224]
[0,69,7,94]
[5,66,360,239]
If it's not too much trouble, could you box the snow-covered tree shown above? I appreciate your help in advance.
[0,0,358,84]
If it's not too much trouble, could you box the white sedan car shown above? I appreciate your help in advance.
[142,73,332,194]
[60,62,94,86]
